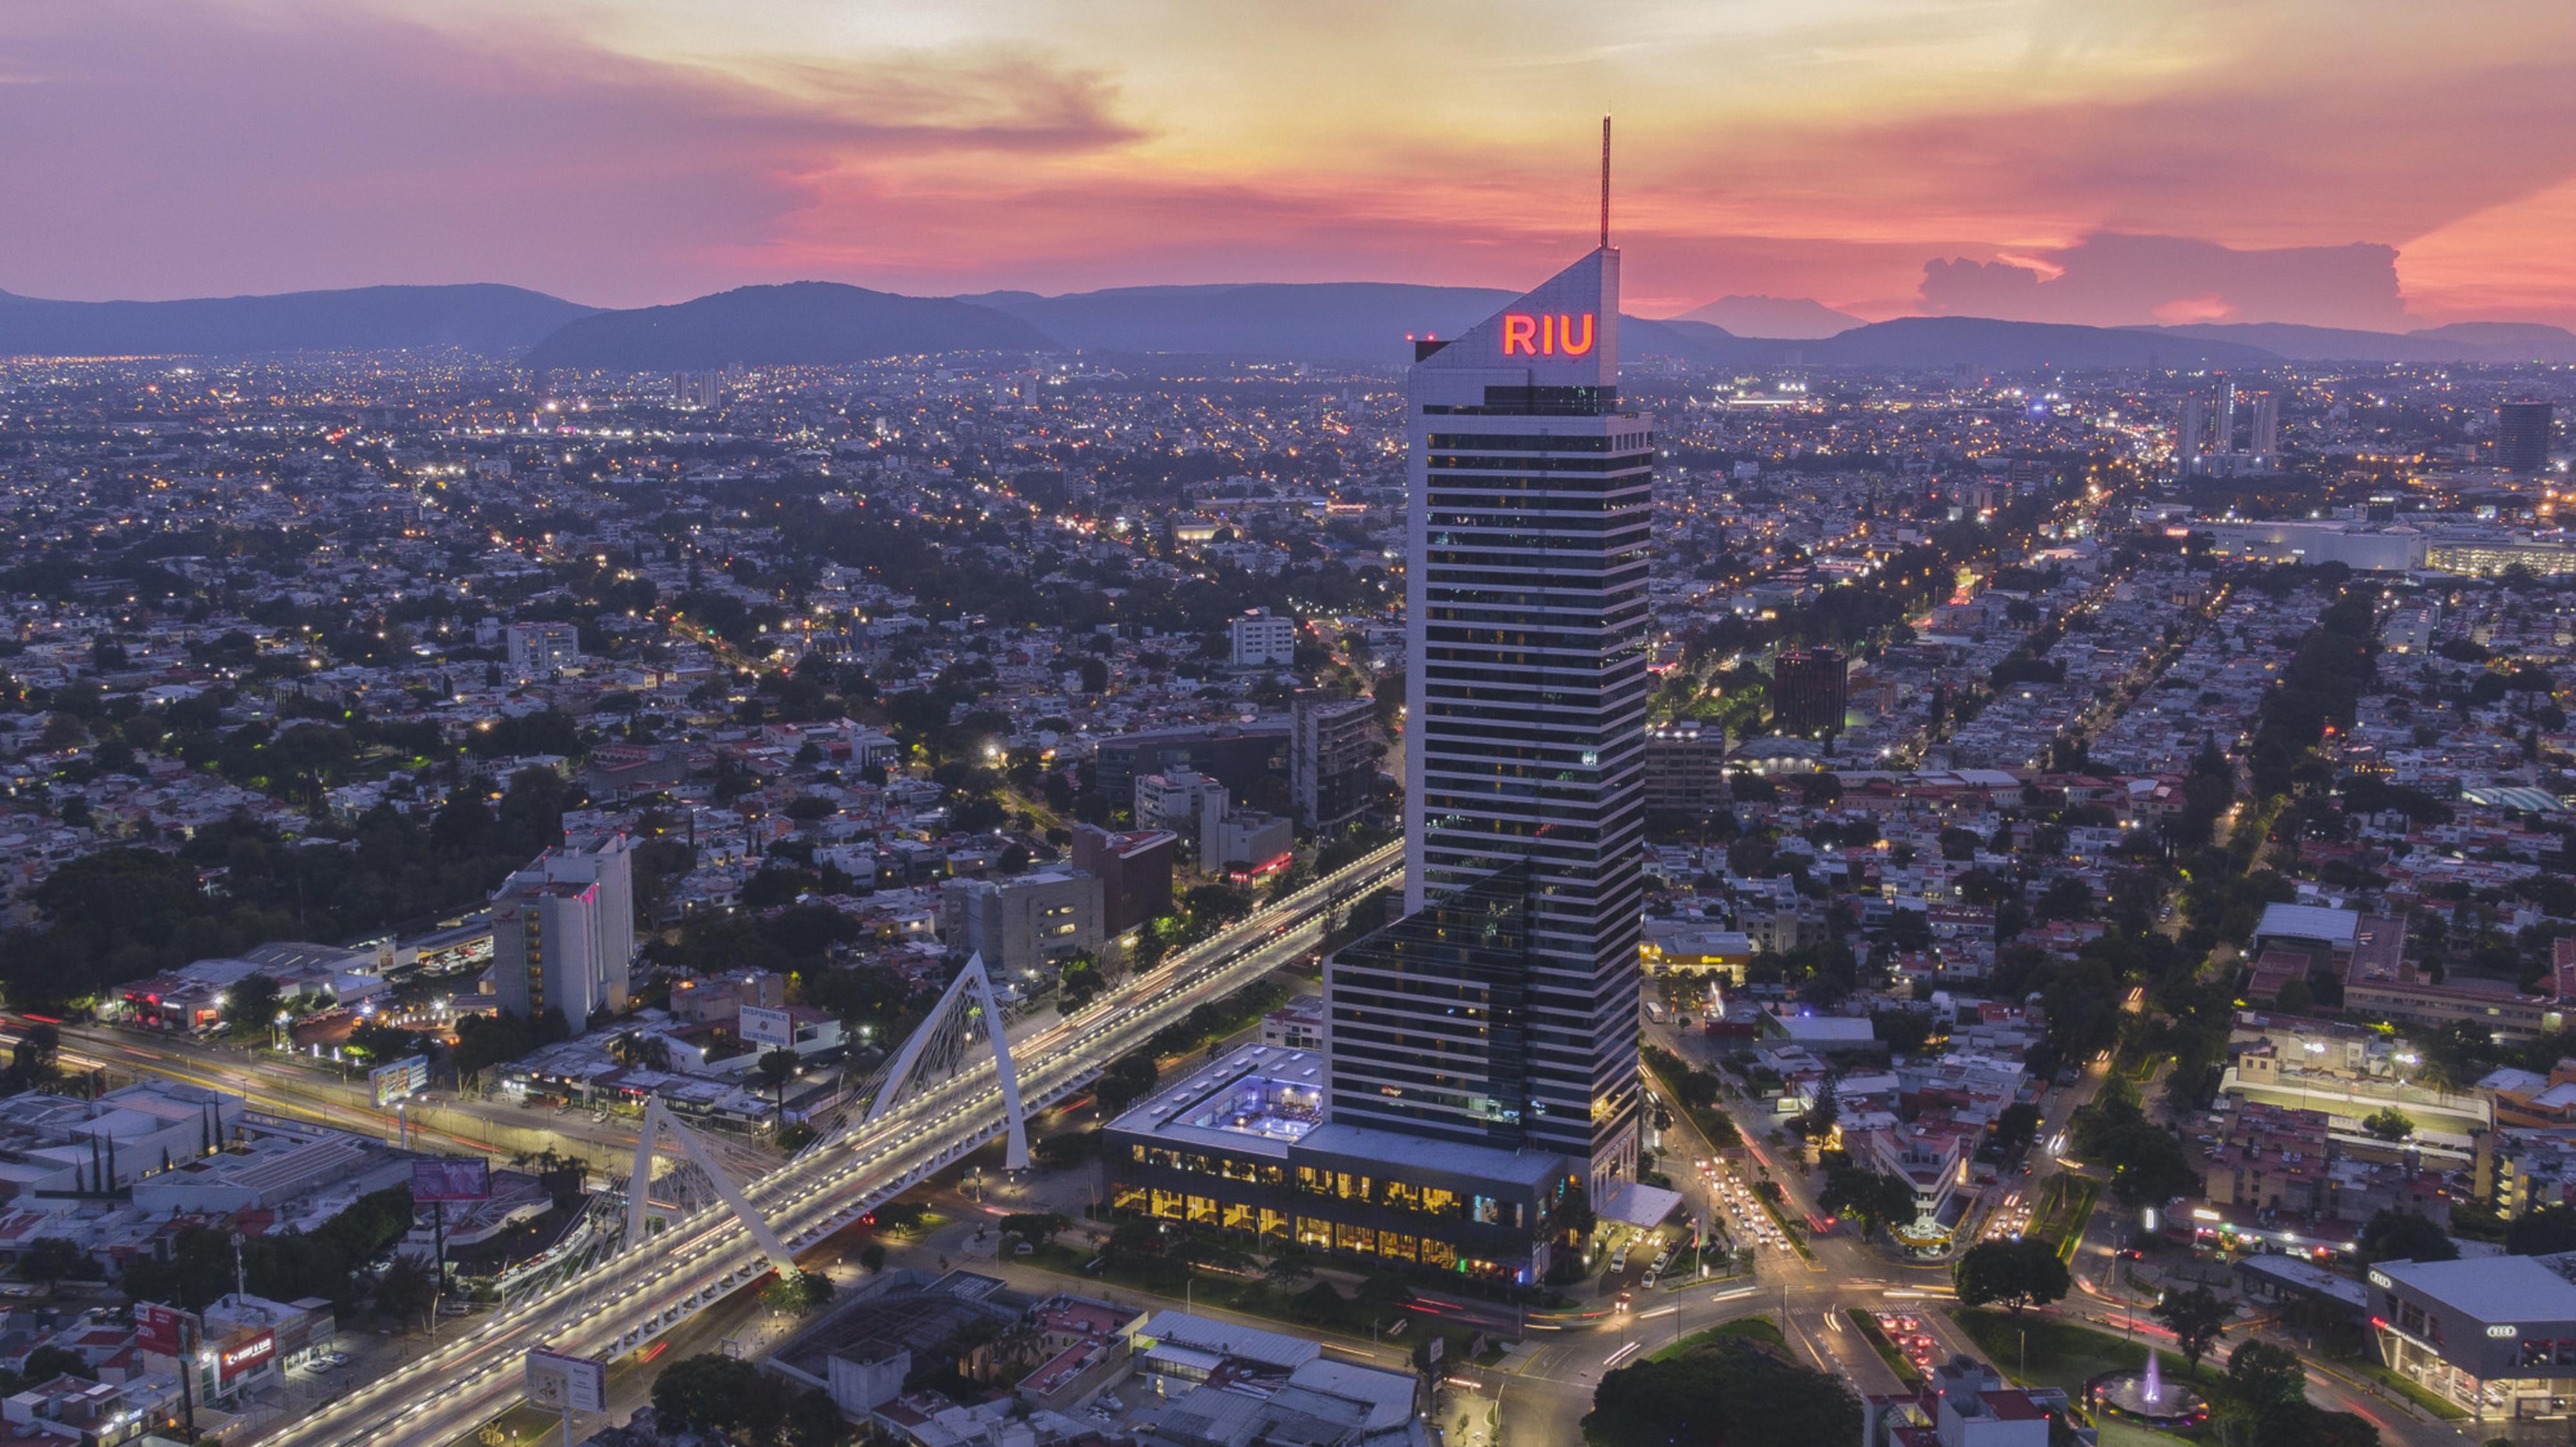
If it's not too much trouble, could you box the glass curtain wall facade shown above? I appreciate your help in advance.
[1354,247,1651,1202]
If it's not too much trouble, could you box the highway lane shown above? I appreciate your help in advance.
[254,844,1402,1447]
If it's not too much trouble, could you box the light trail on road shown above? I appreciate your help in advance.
[252,844,1401,1447]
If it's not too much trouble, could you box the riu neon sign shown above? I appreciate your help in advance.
[1500,312,1596,357]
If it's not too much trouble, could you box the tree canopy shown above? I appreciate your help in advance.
[1953,1237,2071,1316]
[1587,1339,1861,1447]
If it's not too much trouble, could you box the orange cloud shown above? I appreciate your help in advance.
[6,0,2576,325]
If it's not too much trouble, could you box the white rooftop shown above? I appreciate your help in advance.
[2255,904,2360,947]
[2378,1252,2576,1325]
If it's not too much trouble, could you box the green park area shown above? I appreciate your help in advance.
[1649,1315,1785,1362]
[2027,1173,2102,1263]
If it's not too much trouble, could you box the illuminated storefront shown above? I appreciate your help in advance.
[2371,1253,2576,1421]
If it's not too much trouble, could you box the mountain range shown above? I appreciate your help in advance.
[0,283,594,357]
[6,278,2575,372]
[1673,294,1865,339]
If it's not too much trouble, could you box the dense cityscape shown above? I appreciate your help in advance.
[10,6,2576,1432]
[1,265,2574,1447]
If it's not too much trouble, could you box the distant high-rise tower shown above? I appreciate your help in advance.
[1772,647,1850,737]
[2211,378,2237,456]
[2251,394,2282,461]
[2499,401,2554,474]
[1331,241,1649,1202]
[2178,396,2205,474]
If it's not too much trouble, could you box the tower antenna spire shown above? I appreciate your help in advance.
[1599,115,1612,248]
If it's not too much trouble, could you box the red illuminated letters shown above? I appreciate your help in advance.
[1500,312,1596,358]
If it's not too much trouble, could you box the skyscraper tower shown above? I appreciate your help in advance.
[2499,401,2554,474]
[2211,377,2237,456]
[2178,396,2205,474]
[2251,394,2282,463]
[1329,238,1650,1203]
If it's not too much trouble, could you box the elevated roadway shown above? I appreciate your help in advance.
[261,844,1402,1447]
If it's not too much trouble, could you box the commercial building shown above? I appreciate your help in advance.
[1200,794,1293,880]
[2371,1251,2576,1421]
[504,622,580,676]
[1866,1354,2061,1447]
[1134,769,1227,835]
[2498,401,2555,474]
[488,830,636,1026]
[1771,647,1849,738]
[1642,720,1731,811]
[2342,976,2557,1042]
[1095,724,1287,813]
[1387,241,1650,1203]
[1290,691,1378,829]
[1138,1311,1427,1446]
[1069,824,1176,936]
[1103,1044,1582,1285]
[1230,609,1299,668]
[2424,535,2576,578]
[1639,921,1754,982]
[2251,903,2360,965]
[940,870,1103,977]
[2197,520,2430,572]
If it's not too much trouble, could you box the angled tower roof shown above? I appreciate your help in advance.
[1411,247,1618,394]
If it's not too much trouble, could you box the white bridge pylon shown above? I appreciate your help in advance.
[864,953,1031,1172]
[623,1095,798,1272]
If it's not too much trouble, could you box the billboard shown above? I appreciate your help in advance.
[739,1006,794,1048]
[371,1054,430,1108]
[411,1156,492,1203]
[217,1329,275,1381]
[138,1302,190,1356]
[526,1349,607,1414]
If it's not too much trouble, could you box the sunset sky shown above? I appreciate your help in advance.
[6,0,2576,327]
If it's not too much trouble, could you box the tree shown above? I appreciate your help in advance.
[761,1268,836,1315]
[1819,1162,1917,1240]
[1953,1237,2071,1317]
[1795,1075,1841,1142]
[652,1352,767,1432]
[2155,1285,2230,1376]
[2226,1339,2308,1413]
[222,973,284,1038]
[18,1346,91,1384]
[756,1047,803,1113]
[2506,1202,2576,1257]
[2037,877,2095,922]
[1290,1280,1346,1323]
[1262,1251,1318,1289]
[2358,1209,2456,1266]
[999,1212,1069,1250]
[10,1024,60,1088]
[857,1243,887,1274]
[1991,1102,2043,1152]
[373,1255,436,1331]
[17,1237,90,1288]
[2073,1086,2200,1209]
[2360,1108,2415,1143]
[785,1385,850,1447]
[1587,1339,1862,1447]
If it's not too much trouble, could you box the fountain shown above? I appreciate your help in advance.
[2089,1354,2206,1430]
